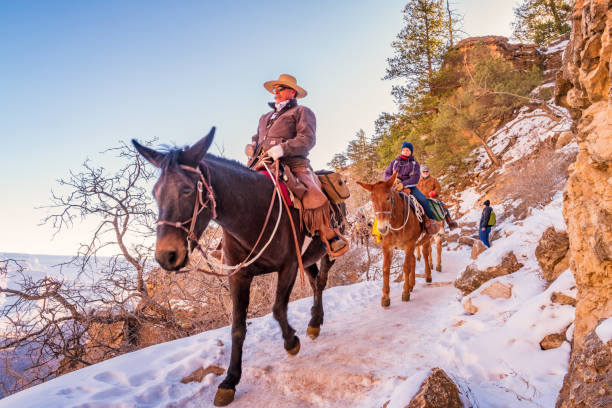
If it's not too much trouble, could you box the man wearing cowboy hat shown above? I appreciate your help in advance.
[246,74,347,255]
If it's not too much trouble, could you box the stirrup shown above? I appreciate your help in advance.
[321,230,350,258]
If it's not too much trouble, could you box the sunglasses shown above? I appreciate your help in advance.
[273,85,291,93]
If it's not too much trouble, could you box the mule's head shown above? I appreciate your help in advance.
[357,170,398,236]
[132,128,215,271]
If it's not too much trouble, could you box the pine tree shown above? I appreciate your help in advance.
[328,153,348,172]
[346,129,379,183]
[384,0,458,102]
[512,0,572,44]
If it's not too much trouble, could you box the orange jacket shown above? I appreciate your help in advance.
[417,176,441,198]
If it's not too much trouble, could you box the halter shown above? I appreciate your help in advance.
[157,160,297,281]
[156,164,217,253]
[374,190,411,236]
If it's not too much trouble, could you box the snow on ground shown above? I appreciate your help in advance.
[472,191,565,271]
[542,39,569,55]
[457,187,481,216]
[472,106,573,173]
[595,318,612,344]
[0,195,574,408]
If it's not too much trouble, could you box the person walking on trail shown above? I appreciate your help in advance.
[479,200,494,248]
[416,165,458,229]
[245,74,347,256]
[383,142,438,234]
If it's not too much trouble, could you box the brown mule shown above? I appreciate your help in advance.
[357,171,434,307]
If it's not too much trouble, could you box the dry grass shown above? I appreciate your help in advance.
[494,145,576,220]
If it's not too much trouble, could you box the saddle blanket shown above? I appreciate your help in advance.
[259,169,292,206]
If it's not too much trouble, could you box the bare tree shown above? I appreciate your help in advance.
[0,140,344,396]
[0,142,229,395]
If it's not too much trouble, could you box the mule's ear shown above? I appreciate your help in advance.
[132,139,165,168]
[181,127,216,166]
[385,170,398,188]
[356,181,374,192]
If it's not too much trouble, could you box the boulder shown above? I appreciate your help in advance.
[535,227,569,282]
[181,365,225,384]
[470,240,487,259]
[462,297,478,315]
[551,292,577,307]
[455,251,523,295]
[458,236,475,247]
[540,333,566,350]
[407,367,464,408]
[555,131,575,149]
[556,322,612,408]
[481,281,513,299]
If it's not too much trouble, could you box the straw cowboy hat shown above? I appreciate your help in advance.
[263,74,308,98]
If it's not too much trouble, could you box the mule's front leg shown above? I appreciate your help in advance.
[435,235,443,272]
[214,275,252,407]
[273,265,300,355]
[422,240,432,283]
[381,244,393,307]
[306,256,333,339]
[402,248,415,301]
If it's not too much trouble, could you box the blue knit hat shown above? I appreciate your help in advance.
[401,142,413,153]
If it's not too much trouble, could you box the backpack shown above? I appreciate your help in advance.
[488,209,496,226]
[427,199,446,222]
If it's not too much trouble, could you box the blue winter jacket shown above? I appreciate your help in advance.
[384,155,420,188]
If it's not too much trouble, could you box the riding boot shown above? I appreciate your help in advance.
[445,214,458,230]
[319,224,349,256]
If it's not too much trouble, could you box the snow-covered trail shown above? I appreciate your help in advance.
[0,249,473,408]
[0,236,572,408]
[188,257,467,408]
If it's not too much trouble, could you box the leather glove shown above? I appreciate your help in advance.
[267,145,284,161]
[245,143,255,157]
[429,191,437,198]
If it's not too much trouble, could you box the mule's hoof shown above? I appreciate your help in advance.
[214,388,235,406]
[426,277,432,283]
[307,326,320,340]
[381,297,390,308]
[402,292,410,302]
[286,336,300,355]
[435,265,442,272]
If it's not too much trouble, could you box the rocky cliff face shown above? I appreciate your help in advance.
[555,1,612,406]
[451,36,542,72]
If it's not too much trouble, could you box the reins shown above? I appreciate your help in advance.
[159,159,305,285]
[156,164,217,253]
[374,190,411,236]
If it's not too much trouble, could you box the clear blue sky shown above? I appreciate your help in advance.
[0,0,517,255]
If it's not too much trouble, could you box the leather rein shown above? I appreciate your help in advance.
[374,189,411,235]
[158,160,305,284]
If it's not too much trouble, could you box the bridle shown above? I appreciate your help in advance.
[156,160,299,281]
[374,189,411,235]
[156,164,217,253]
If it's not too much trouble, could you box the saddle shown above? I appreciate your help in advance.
[399,191,440,235]
[282,165,348,236]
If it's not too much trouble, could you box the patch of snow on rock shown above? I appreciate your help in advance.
[595,317,612,344]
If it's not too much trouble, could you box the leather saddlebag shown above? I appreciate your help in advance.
[315,170,350,204]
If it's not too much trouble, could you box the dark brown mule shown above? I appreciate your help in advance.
[357,171,433,307]
[133,129,339,406]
